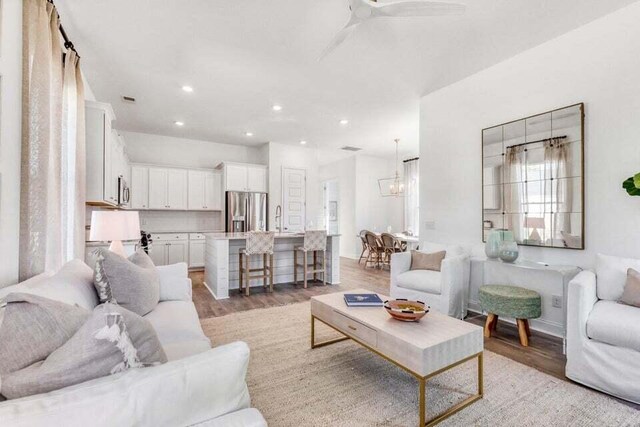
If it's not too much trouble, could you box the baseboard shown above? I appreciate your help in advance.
[468,300,564,338]
[203,281,228,300]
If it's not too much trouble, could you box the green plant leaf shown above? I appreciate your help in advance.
[634,172,640,189]
[623,177,640,196]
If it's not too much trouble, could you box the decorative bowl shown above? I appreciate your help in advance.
[383,299,429,322]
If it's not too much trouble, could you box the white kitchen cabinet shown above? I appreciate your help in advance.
[167,241,188,264]
[189,240,205,268]
[148,233,189,266]
[221,162,268,192]
[149,243,167,266]
[148,168,187,210]
[189,170,222,210]
[247,166,267,192]
[225,164,248,192]
[166,169,188,210]
[130,165,149,209]
[86,101,118,206]
[148,168,168,209]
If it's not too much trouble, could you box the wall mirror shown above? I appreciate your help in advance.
[482,103,585,249]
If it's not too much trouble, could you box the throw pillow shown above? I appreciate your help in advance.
[93,249,160,316]
[619,268,640,308]
[410,250,446,272]
[0,293,89,375]
[0,302,167,399]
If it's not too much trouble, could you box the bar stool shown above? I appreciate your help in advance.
[293,230,327,288]
[238,231,275,296]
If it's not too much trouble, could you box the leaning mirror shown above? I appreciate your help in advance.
[482,103,584,249]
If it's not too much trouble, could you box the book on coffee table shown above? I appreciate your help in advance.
[344,293,383,307]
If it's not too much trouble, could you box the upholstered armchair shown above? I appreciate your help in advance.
[566,254,640,404]
[390,242,470,319]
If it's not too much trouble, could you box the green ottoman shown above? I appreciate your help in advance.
[479,285,542,347]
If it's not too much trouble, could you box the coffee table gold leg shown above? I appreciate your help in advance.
[310,315,350,349]
[478,352,484,397]
[419,377,426,427]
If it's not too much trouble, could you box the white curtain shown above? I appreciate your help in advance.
[544,138,572,244]
[20,0,85,280]
[403,159,419,235]
[504,145,526,242]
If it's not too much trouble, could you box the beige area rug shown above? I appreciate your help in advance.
[201,302,640,426]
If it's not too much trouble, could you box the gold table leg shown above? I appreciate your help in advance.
[310,315,350,349]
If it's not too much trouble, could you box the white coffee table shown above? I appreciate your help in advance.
[310,289,484,426]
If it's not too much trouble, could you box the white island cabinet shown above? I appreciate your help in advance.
[203,233,340,299]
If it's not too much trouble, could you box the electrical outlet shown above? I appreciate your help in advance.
[552,295,562,309]
[424,220,436,230]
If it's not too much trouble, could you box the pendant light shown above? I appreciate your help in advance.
[378,139,405,197]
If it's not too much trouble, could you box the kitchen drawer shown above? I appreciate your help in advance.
[151,233,189,241]
[189,233,206,240]
[331,310,377,348]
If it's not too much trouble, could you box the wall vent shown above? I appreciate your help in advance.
[341,146,362,152]
[121,95,136,103]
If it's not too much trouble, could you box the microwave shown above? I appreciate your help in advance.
[117,175,130,207]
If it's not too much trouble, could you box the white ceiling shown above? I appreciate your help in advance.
[57,0,636,157]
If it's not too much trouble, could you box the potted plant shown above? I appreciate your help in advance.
[623,173,640,196]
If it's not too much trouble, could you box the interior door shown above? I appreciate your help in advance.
[148,168,168,209]
[188,170,205,210]
[167,169,188,210]
[282,167,306,232]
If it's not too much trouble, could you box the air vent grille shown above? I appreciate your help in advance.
[341,146,362,152]
[122,96,136,103]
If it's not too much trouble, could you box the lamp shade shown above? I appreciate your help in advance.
[89,211,140,242]
[524,217,546,229]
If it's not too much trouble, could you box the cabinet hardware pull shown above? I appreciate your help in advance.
[348,325,356,331]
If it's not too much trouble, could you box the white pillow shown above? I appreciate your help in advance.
[596,254,640,301]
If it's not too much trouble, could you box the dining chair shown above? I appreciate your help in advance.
[358,230,369,264]
[380,233,403,268]
[294,230,327,288]
[364,231,384,269]
[238,231,275,296]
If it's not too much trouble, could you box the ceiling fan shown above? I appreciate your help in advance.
[320,0,466,60]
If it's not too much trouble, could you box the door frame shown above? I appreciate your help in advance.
[281,166,307,231]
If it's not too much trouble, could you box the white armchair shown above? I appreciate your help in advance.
[390,242,470,319]
[566,254,640,404]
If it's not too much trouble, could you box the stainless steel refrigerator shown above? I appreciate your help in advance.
[225,192,268,232]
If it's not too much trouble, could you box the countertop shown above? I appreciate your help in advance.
[146,230,223,234]
[204,232,341,241]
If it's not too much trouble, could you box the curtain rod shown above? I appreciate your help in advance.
[403,157,419,163]
[46,0,80,58]
[505,135,567,150]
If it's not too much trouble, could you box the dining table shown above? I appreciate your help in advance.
[359,232,420,251]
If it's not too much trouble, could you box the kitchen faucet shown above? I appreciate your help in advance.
[275,205,282,232]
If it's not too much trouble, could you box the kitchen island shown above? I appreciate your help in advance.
[203,232,341,299]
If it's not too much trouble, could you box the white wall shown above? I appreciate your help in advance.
[122,131,264,169]
[0,0,23,286]
[419,2,640,269]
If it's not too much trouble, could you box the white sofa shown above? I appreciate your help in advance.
[566,254,640,404]
[390,242,470,319]
[0,259,267,427]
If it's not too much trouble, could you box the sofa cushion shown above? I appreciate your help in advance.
[0,272,53,300]
[162,340,212,361]
[619,268,640,308]
[192,408,267,427]
[586,300,640,352]
[144,301,210,347]
[596,253,640,301]
[1,303,167,399]
[93,249,160,316]
[396,270,441,295]
[0,293,89,375]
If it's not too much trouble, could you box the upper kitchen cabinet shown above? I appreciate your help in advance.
[188,170,222,210]
[86,101,118,206]
[219,162,268,192]
[148,167,188,210]
[130,165,149,209]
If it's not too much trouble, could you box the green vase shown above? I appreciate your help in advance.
[485,229,515,259]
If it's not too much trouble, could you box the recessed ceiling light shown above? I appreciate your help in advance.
[182,85,194,93]
[245,132,254,137]
[272,105,282,111]
[339,119,349,125]
[300,140,307,145]
[174,121,185,126]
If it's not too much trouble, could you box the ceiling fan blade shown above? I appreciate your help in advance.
[374,1,466,17]
[318,22,360,61]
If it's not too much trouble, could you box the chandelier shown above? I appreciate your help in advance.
[378,139,405,197]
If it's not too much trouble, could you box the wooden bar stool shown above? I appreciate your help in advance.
[293,230,327,288]
[238,231,275,296]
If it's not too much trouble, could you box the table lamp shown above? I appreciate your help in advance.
[524,217,545,242]
[89,211,140,257]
